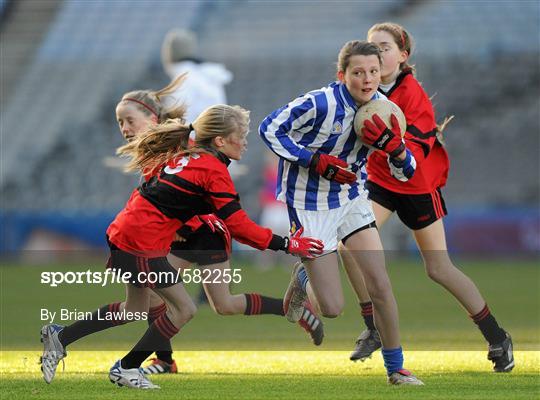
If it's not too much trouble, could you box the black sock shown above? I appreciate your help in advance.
[470,304,507,345]
[360,301,376,330]
[58,303,126,347]
[122,314,179,369]
[244,293,285,316]
[147,303,173,364]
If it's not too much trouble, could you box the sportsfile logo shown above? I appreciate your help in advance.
[40,268,242,287]
[41,269,128,287]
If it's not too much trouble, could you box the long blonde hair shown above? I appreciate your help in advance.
[117,104,250,173]
[119,73,188,122]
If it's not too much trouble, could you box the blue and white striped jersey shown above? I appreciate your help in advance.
[259,81,386,211]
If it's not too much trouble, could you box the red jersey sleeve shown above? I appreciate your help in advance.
[205,161,274,251]
[367,72,450,194]
[391,74,438,164]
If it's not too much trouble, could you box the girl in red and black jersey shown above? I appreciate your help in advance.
[39,104,323,389]
[116,79,325,376]
[114,74,187,374]
[342,23,513,373]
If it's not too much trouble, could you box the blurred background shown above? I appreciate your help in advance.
[1,0,539,257]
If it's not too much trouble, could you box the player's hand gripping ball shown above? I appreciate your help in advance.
[354,99,407,156]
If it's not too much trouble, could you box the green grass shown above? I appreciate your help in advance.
[1,258,539,398]
[1,351,539,399]
[1,258,538,350]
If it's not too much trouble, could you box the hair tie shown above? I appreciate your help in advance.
[123,97,159,119]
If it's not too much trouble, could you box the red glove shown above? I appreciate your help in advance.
[309,153,357,184]
[361,114,405,158]
[177,214,232,254]
[286,227,324,258]
[199,215,232,254]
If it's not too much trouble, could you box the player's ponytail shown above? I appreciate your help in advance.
[117,104,250,174]
[154,73,188,120]
[435,115,455,146]
[116,119,192,173]
[428,92,455,146]
[119,73,188,123]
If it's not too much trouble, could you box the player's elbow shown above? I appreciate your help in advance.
[258,121,269,140]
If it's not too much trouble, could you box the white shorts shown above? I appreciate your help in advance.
[287,192,376,254]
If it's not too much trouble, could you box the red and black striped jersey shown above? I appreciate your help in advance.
[367,71,450,194]
[107,150,275,256]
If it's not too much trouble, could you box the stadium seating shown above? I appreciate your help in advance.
[1,0,538,252]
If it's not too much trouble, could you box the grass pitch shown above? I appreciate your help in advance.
[1,258,539,398]
[1,351,539,399]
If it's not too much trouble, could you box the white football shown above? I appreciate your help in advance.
[354,99,407,145]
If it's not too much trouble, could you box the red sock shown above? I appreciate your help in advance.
[244,293,284,316]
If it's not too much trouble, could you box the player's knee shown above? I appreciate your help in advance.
[319,300,343,318]
[183,301,198,322]
[425,263,451,283]
[320,308,341,318]
[212,301,238,316]
[166,299,197,325]
[366,279,393,302]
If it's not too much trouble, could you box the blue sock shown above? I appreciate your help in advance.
[297,265,309,292]
[382,347,404,375]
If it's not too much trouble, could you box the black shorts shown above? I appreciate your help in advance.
[170,225,228,265]
[106,239,181,289]
[366,181,447,230]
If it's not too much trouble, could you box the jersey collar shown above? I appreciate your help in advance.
[216,151,232,166]
[338,82,358,110]
[378,69,412,97]
[195,146,232,166]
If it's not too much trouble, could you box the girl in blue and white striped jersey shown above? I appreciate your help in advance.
[259,40,422,385]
